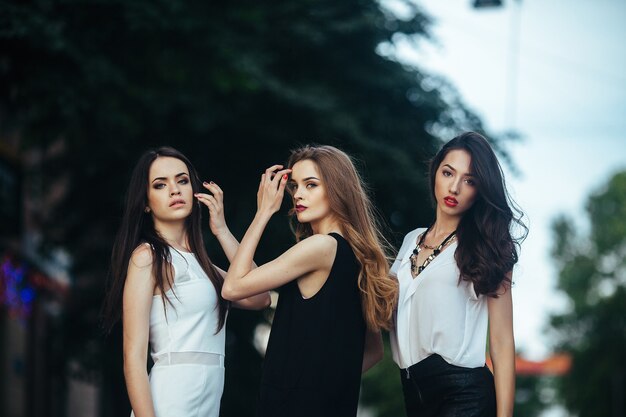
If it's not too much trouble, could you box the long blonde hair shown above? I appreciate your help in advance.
[287,145,398,331]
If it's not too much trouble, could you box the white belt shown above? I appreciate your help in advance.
[153,351,224,367]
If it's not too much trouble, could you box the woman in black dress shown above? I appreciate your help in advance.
[222,145,398,417]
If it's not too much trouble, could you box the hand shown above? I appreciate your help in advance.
[257,165,291,216]
[195,181,228,237]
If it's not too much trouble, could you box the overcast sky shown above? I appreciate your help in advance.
[386,0,626,359]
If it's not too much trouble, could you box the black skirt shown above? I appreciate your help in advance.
[400,354,496,417]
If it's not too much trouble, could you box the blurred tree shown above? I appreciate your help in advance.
[550,171,626,417]
[361,336,405,417]
[514,374,556,416]
[1,0,510,415]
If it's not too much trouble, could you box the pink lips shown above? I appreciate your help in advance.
[443,196,458,207]
[295,205,307,213]
[170,199,186,207]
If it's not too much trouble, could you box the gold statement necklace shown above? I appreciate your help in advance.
[409,226,457,278]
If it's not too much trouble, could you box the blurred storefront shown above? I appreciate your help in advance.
[1,145,101,417]
[1,145,67,417]
[0,251,69,417]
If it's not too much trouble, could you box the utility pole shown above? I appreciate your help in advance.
[472,0,522,130]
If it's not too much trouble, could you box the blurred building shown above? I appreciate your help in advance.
[0,142,86,417]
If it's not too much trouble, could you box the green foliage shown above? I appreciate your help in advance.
[515,375,555,417]
[589,172,626,252]
[550,171,626,417]
[2,0,503,415]
[361,335,405,417]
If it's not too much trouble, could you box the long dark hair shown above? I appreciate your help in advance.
[102,146,228,334]
[287,145,398,331]
[429,132,527,296]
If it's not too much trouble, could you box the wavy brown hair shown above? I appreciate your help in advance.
[429,132,527,295]
[102,147,228,334]
[287,145,398,331]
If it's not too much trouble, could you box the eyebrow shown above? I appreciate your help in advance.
[151,172,189,183]
[443,164,473,176]
[288,176,320,182]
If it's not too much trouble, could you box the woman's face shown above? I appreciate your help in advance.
[289,159,332,226]
[434,149,478,218]
[146,156,194,224]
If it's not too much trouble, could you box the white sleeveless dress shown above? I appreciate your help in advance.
[131,248,226,417]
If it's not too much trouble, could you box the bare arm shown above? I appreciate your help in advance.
[122,246,157,417]
[362,329,384,373]
[215,265,270,309]
[222,221,337,301]
[488,273,515,417]
[195,181,270,310]
[222,165,335,301]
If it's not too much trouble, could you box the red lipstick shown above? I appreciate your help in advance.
[443,196,458,208]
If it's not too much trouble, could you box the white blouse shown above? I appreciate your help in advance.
[390,228,490,369]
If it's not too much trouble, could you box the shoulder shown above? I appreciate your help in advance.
[129,243,154,269]
[391,228,426,264]
[400,227,426,249]
[124,244,156,291]
[295,234,338,256]
[407,227,427,239]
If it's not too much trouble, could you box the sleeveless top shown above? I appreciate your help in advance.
[149,247,226,365]
[257,233,365,417]
[389,228,490,369]
[130,247,227,417]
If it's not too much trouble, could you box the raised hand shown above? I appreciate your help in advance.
[257,165,291,217]
[195,181,228,237]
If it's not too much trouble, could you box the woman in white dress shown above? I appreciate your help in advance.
[102,147,270,417]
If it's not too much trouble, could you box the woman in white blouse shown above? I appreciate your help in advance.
[390,132,526,417]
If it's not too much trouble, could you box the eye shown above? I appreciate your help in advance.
[442,170,452,177]
[465,178,475,186]
[306,183,317,189]
[153,183,166,189]
[178,178,189,185]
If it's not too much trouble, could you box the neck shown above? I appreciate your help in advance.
[311,215,342,236]
[153,219,189,250]
[432,211,461,237]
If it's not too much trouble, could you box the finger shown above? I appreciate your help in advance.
[202,181,223,195]
[204,195,221,210]
[194,194,211,207]
[200,197,218,214]
[195,193,218,210]
[208,182,223,196]
[278,172,289,192]
[202,182,223,204]
[265,165,284,182]
[195,197,210,209]
[195,193,216,205]
[201,182,213,193]
[271,169,292,187]
[270,168,291,182]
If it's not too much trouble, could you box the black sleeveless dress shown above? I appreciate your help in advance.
[257,233,366,417]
